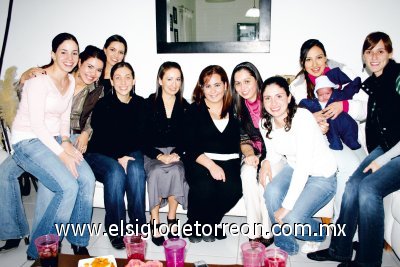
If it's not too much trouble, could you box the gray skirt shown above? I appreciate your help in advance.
[144,147,189,211]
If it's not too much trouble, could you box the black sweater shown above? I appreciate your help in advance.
[184,100,240,163]
[143,93,189,159]
[362,59,400,152]
[87,93,146,159]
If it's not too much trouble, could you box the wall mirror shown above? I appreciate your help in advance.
[156,0,271,53]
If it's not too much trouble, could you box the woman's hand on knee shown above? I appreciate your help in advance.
[244,155,259,167]
[59,152,80,178]
[62,142,83,162]
[274,207,290,225]
[259,160,272,187]
[209,163,226,182]
[74,132,89,153]
[118,156,135,174]
[363,160,381,173]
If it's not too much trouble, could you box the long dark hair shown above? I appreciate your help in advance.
[155,61,184,103]
[110,62,135,95]
[261,76,297,139]
[73,45,106,80]
[295,39,327,99]
[103,34,128,57]
[192,65,232,119]
[42,32,79,69]
[230,62,263,119]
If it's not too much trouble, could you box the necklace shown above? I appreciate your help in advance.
[52,76,69,94]
[47,67,69,95]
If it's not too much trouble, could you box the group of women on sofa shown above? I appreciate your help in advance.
[0,31,399,266]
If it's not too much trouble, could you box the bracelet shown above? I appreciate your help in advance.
[62,139,71,143]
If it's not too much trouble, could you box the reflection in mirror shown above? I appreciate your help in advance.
[167,0,260,42]
[156,0,271,53]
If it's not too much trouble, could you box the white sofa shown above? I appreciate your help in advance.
[92,158,333,218]
[384,190,400,256]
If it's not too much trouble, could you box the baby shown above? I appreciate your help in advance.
[299,68,362,150]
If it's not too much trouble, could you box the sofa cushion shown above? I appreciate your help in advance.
[391,191,400,222]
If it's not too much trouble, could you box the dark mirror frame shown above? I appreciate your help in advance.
[156,0,271,53]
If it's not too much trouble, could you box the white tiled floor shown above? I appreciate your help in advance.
[2,189,400,267]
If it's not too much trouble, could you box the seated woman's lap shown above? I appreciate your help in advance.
[187,159,241,225]
[284,175,336,241]
[343,147,383,194]
[13,139,79,195]
[85,153,127,191]
[125,151,146,225]
[126,150,145,187]
[346,146,400,201]
[264,164,293,212]
[265,164,336,226]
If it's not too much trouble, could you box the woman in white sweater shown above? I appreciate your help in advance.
[289,39,367,220]
[259,76,337,255]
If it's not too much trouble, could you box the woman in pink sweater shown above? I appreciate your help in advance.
[10,33,95,260]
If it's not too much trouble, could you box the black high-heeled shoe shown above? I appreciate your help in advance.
[150,222,165,246]
[71,244,90,255]
[0,237,29,253]
[109,237,125,250]
[167,217,179,239]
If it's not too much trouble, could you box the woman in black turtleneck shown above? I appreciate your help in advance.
[85,62,146,249]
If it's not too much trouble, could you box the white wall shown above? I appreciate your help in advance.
[1,0,399,101]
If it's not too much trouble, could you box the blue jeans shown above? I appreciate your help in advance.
[32,133,95,246]
[264,164,336,255]
[85,151,146,237]
[0,155,29,240]
[12,138,95,258]
[329,146,400,266]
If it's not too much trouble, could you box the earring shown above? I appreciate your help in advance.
[362,63,366,72]
[111,86,114,95]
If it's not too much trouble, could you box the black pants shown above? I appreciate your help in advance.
[185,158,242,229]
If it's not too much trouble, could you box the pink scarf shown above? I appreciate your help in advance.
[307,66,331,85]
[245,97,263,153]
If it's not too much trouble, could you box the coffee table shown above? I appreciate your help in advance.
[31,253,241,267]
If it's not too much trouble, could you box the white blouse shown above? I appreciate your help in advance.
[260,108,337,210]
